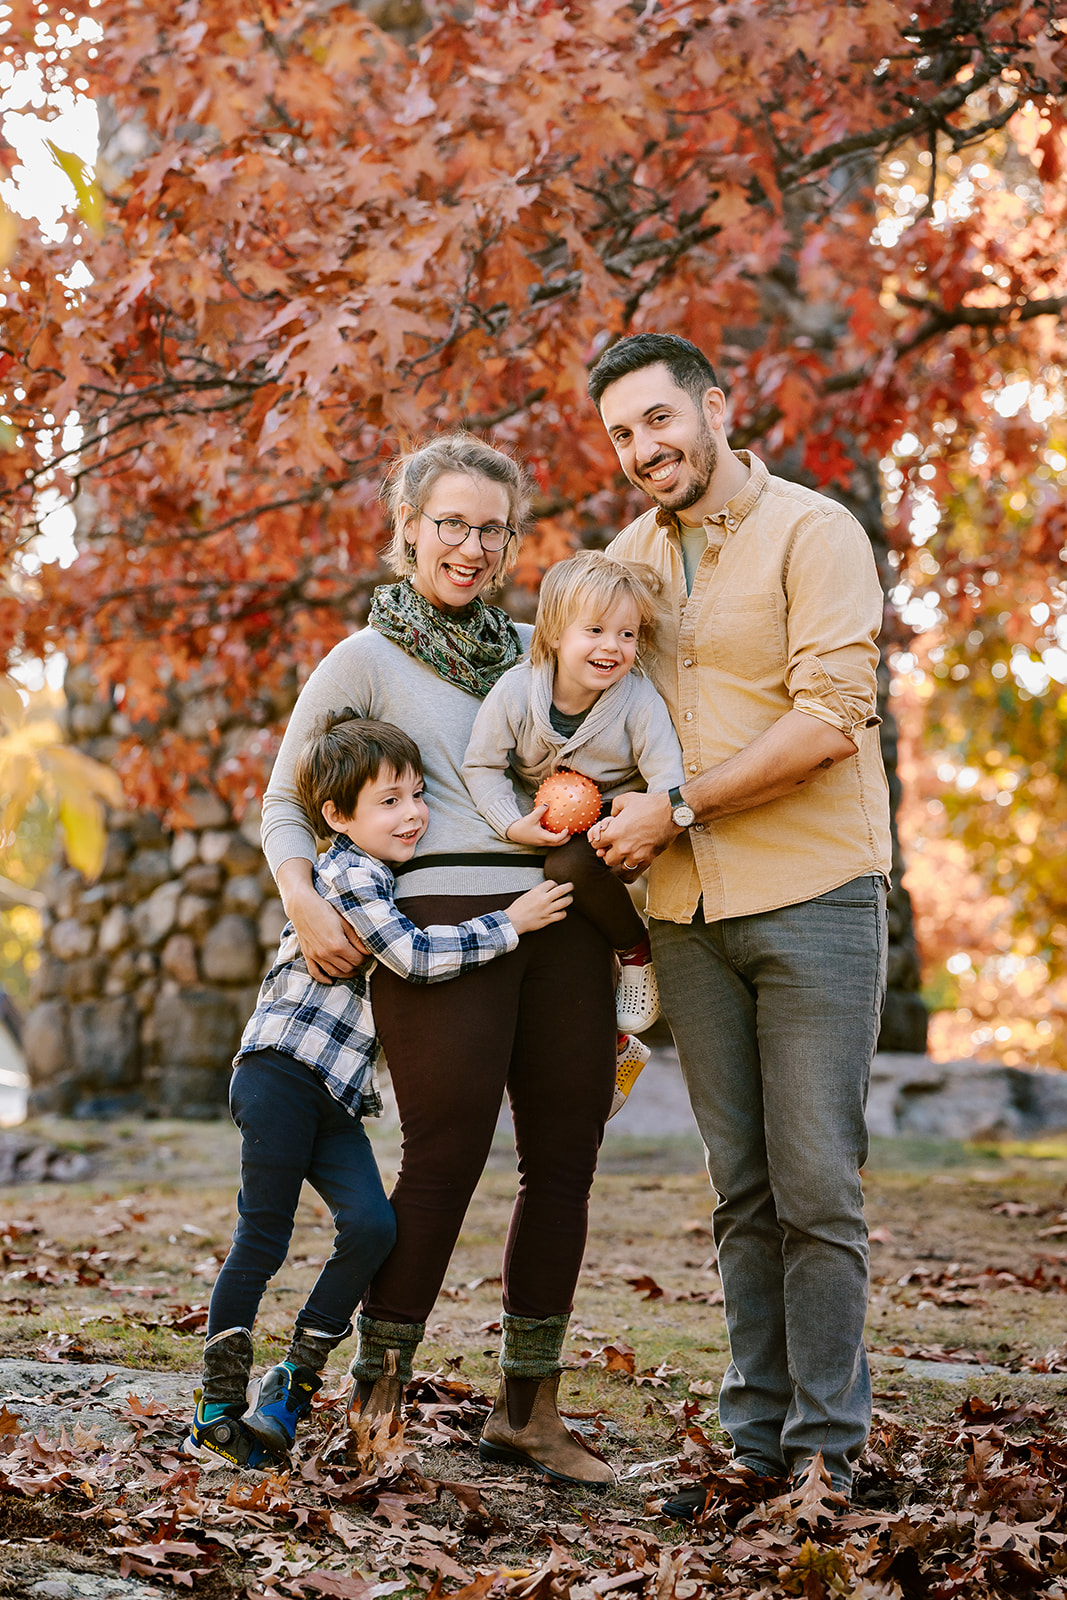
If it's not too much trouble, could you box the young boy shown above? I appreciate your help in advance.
[186,715,572,1469]
[463,551,684,1114]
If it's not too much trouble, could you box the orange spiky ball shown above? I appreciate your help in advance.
[534,768,602,835]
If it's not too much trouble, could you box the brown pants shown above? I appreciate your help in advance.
[365,893,616,1324]
[542,830,647,952]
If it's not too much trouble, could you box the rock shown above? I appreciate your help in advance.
[161,933,199,986]
[231,985,262,1023]
[158,1063,232,1116]
[153,990,240,1069]
[76,883,115,924]
[49,868,85,921]
[124,811,168,847]
[103,950,139,996]
[97,904,132,955]
[258,898,288,949]
[201,914,261,983]
[223,873,263,914]
[49,918,94,962]
[28,953,65,1002]
[69,996,141,1090]
[134,979,158,1015]
[181,788,229,829]
[0,1134,93,1184]
[59,957,107,1001]
[0,1357,192,1446]
[130,880,182,947]
[99,829,133,879]
[23,1002,70,1082]
[867,1053,1067,1141]
[29,1575,164,1599]
[218,832,261,876]
[170,830,200,872]
[239,800,263,847]
[199,828,234,865]
[126,848,173,896]
[1027,1069,1067,1131]
[181,861,222,896]
[177,892,214,938]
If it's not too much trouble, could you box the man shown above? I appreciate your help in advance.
[587,332,891,1507]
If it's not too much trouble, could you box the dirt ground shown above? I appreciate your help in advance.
[4,1113,1067,1417]
[3,1113,1067,1597]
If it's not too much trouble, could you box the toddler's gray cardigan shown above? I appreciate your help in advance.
[463,660,685,840]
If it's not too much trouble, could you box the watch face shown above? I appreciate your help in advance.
[672,803,696,828]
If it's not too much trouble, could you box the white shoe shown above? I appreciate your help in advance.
[609,1033,651,1119]
[615,959,660,1033]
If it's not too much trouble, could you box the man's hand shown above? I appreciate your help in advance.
[276,859,371,984]
[588,790,676,873]
[589,713,861,877]
[505,806,570,849]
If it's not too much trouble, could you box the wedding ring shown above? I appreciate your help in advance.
[623,859,637,870]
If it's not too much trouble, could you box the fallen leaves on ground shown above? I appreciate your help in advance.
[3,1363,1067,1598]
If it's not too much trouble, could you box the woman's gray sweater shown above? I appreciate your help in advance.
[463,659,685,840]
[260,625,545,900]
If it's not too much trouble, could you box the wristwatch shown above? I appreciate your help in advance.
[669,786,696,829]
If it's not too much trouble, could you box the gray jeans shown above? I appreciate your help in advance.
[651,875,887,1491]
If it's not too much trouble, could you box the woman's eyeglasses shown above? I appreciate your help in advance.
[422,513,515,553]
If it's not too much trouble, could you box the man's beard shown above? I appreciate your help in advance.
[636,419,718,513]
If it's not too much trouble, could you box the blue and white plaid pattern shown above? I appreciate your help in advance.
[237,837,519,1116]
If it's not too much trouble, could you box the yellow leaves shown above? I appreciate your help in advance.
[45,142,105,237]
[0,199,17,270]
[0,680,124,881]
[777,1538,852,1595]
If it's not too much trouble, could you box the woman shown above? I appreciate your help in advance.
[261,433,617,1488]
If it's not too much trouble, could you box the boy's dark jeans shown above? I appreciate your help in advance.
[207,1048,396,1340]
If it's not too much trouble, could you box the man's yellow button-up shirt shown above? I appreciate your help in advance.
[610,452,893,924]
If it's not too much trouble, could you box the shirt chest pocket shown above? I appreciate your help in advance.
[705,591,786,679]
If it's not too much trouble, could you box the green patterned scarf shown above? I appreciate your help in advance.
[369,579,523,699]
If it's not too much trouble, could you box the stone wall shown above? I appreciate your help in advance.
[24,671,289,1119]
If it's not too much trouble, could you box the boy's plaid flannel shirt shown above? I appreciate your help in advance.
[236,837,520,1116]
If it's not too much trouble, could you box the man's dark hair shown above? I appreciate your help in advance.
[295,711,423,831]
[588,332,720,412]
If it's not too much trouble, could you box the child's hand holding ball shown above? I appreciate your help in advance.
[505,769,602,848]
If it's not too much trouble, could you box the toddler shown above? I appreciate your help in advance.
[464,550,684,1113]
[186,714,571,1468]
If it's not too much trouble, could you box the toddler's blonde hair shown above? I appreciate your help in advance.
[530,549,665,670]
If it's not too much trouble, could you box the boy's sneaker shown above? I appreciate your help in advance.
[243,1361,321,1455]
[615,956,660,1033]
[610,1032,651,1119]
[184,1400,278,1470]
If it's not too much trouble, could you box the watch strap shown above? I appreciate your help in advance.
[668,786,684,809]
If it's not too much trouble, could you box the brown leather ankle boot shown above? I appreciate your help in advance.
[478,1372,615,1488]
[346,1347,403,1427]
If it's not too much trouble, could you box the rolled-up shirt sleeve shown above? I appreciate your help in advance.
[784,509,883,740]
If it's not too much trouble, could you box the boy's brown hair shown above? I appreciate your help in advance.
[530,549,665,670]
[294,712,423,832]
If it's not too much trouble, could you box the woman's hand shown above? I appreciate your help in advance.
[505,806,570,849]
[276,859,371,983]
